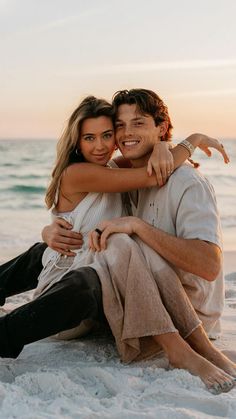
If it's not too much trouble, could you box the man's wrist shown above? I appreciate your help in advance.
[41,225,49,243]
[132,217,144,235]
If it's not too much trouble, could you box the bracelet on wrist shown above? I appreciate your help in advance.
[179,139,195,157]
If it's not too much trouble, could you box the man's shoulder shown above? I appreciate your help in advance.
[170,163,210,187]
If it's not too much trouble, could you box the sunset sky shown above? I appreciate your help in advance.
[0,0,236,139]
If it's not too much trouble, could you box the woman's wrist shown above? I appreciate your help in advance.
[185,133,203,148]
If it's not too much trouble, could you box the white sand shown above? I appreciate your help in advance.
[0,251,235,418]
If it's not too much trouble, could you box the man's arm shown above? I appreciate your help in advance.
[130,218,221,281]
[42,218,83,256]
[89,216,221,282]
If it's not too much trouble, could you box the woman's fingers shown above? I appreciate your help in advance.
[219,144,230,163]
[153,165,163,186]
[147,159,153,176]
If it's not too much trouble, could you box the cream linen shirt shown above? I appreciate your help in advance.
[129,163,224,338]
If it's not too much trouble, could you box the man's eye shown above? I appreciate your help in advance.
[115,123,123,129]
[103,133,113,140]
[134,122,144,127]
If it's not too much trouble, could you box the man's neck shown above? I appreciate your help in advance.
[130,153,151,168]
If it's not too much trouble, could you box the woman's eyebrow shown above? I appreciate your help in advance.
[82,129,113,136]
[82,132,95,137]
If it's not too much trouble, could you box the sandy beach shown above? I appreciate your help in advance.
[0,249,235,418]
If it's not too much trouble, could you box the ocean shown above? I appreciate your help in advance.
[0,138,236,261]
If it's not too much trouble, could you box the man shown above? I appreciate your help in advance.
[0,89,224,357]
[91,89,224,339]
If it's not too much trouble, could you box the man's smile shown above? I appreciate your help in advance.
[121,139,140,147]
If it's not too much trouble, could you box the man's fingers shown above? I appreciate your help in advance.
[58,228,82,239]
[55,233,83,245]
[53,247,76,256]
[89,231,101,251]
[55,218,73,229]
[100,228,114,249]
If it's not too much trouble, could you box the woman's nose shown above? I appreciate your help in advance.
[95,138,106,149]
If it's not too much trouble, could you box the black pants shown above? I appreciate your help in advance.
[0,242,47,305]
[0,244,104,358]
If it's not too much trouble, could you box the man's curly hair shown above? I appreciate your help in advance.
[112,88,173,142]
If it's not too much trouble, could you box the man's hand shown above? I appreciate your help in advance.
[89,217,139,251]
[42,218,83,256]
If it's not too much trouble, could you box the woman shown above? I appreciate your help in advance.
[30,95,235,394]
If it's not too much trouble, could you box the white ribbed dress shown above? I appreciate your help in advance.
[35,190,123,297]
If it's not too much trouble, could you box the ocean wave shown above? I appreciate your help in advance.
[8,174,45,179]
[9,185,46,194]
[221,216,236,228]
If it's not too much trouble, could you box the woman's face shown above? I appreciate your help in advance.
[79,116,115,165]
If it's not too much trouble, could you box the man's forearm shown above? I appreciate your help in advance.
[133,218,221,281]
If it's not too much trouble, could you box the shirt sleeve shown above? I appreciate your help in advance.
[175,176,223,250]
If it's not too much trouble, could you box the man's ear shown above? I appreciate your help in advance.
[159,121,168,138]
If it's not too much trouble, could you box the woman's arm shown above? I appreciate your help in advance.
[61,163,157,195]
[172,133,229,167]
[147,134,229,185]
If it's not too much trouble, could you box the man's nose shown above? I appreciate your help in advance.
[124,125,133,137]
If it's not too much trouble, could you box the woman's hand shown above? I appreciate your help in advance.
[186,134,230,163]
[147,141,174,186]
[89,217,139,251]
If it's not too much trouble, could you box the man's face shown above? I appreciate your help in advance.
[115,104,162,165]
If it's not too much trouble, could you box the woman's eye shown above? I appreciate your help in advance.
[84,136,94,141]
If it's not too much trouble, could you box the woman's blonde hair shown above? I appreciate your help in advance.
[45,96,114,209]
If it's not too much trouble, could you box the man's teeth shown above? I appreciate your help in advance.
[123,141,139,146]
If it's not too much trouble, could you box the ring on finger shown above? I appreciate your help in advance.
[95,228,103,237]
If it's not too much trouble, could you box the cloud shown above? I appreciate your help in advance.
[170,89,236,98]
[77,59,236,75]
[36,5,108,32]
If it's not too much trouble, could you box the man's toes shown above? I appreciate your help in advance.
[209,383,222,395]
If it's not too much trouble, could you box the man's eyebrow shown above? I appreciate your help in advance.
[115,117,145,122]
[132,117,145,121]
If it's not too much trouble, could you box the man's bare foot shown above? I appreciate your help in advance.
[194,345,236,378]
[186,328,236,377]
[169,342,235,394]
[154,334,235,394]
